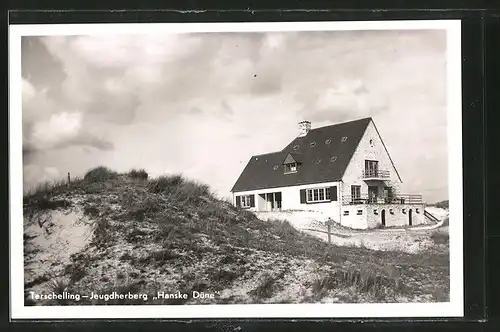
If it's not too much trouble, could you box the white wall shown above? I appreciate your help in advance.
[233,181,342,221]
[366,204,426,228]
[341,119,404,200]
[339,205,368,229]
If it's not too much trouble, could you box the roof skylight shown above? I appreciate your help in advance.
[310,142,316,147]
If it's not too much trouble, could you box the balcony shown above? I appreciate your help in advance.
[342,194,423,205]
[362,169,390,180]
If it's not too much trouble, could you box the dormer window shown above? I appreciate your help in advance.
[284,162,297,174]
[341,136,348,142]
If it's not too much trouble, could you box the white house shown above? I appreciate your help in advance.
[231,117,427,229]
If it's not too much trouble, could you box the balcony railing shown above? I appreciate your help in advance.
[362,169,390,179]
[342,194,423,205]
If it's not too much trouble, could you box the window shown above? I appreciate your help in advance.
[365,160,379,177]
[390,208,394,214]
[240,195,252,208]
[416,208,420,214]
[351,185,361,201]
[315,157,321,164]
[369,139,374,147]
[343,211,349,216]
[330,156,337,163]
[325,187,331,200]
[310,142,316,147]
[357,210,363,215]
[306,187,331,203]
[293,145,299,150]
[273,165,279,170]
[284,162,297,174]
[402,208,406,214]
[341,136,348,142]
[325,139,331,145]
[373,209,378,215]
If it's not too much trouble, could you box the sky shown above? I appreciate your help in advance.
[21,28,449,203]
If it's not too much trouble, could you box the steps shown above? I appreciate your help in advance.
[424,210,440,223]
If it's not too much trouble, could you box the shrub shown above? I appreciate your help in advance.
[250,273,277,300]
[147,174,212,204]
[431,230,449,245]
[435,200,449,209]
[84,166,118,183]
[128,168,148,180]
[147,174,184,194]
[270,219,297,239]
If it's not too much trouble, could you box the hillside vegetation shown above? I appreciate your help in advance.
[23,167,450,305]
[433,200,449,210]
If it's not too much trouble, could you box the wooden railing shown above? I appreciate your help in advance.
[362,169,390,179]
[342,194,423,205]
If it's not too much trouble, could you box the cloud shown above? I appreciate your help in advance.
[20,29,449,202]
[22,77,114,165]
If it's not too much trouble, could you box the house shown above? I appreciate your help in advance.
[230,117,426,229]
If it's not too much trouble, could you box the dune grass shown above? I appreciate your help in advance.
[23,166,450,305]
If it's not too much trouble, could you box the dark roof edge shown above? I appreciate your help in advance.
[371,120,403,183]
[339,118,371,179]
[231,178,342,193]
[311,116,373,132]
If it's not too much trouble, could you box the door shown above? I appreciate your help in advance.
[381,209,386,226]
[365,160,379,177]
[409,209,413,226]
[368,186,378,203]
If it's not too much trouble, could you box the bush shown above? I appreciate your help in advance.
[431,230,449,245]
[128,169,148,180]
[147,174,184,194]
[435,200,449,209]
[84,166,118,183]
[147,174,212,203]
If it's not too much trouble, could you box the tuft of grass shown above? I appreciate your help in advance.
[147,174,185,194]
[431,230,449,245]
[147,174,212,205]
[432,286,449,302]
[46,278,71,305]
[93,217,112,245]
[250,273,277,300]
[269,219,298,239]
[128,168,149,180]
[84,166,118,183]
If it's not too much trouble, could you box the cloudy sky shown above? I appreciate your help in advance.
[21,28,448,202]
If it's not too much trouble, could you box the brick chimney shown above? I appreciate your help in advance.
[298,120,311,137]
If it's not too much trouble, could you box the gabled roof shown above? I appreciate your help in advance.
[282,152,302,165]
[231,117,372,192]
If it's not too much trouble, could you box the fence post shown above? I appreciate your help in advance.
[326,218,332,244]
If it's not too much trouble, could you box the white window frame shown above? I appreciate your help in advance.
[284,162,297,174]
[240,195,252,208]
[306,187,331,203]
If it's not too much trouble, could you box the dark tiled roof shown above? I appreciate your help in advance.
[231,117,372,192]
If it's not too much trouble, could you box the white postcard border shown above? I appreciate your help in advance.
[9,19,463,319]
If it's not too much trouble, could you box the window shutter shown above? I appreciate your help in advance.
[300,189,307,204]
[236,196,241,207]
[330,186,338,201]
[250,195,255,207]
